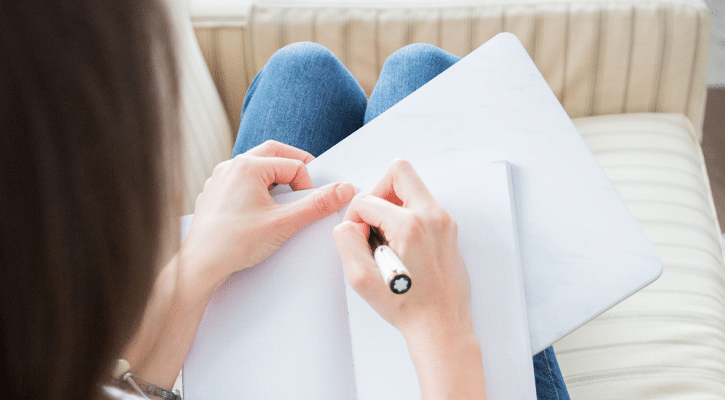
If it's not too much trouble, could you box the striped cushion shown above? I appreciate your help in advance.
[190,0,709,139]
[554,113,725,399]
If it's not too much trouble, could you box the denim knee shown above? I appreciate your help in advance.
[364,43,459,123]
[382,43,457,75]
[266,42,345,78]
[242,42,358,116]
[237,41,366,157]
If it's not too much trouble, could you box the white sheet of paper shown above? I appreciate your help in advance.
[345,160,535,400]
[182,191,356,400]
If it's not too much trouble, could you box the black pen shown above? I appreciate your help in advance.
[368,226,412,294]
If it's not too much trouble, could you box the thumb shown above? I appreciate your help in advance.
[282,182,355,231]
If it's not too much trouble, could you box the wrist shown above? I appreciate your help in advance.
[399,309,475,345]
[123,253,221,389]
[403,320,479,359]
[404,323,486,400]
[175,245,228,301]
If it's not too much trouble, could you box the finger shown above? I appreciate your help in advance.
[370,159,436,209]
[333,221,390,302]
[281,182,356,232]
[248,156,315,190]
[343,192,409,238]
[211,159,232,178]
[244,140,315,164]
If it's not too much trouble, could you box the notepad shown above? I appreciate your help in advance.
[298,33,662,354]
[182,160,536,400]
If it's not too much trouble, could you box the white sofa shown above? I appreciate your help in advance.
[173,0,725,398]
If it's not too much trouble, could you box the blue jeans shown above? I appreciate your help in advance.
[234,42,570,400]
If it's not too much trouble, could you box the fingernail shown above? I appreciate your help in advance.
[336,182,354,201]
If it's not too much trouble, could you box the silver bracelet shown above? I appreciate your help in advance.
[111,359,182,400]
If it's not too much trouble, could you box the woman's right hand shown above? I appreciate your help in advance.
[333,160,486,399]
[333,159,472,339]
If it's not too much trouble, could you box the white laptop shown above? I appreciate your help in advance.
[300,32,663,354]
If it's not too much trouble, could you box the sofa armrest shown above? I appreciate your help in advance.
[168,0,234,215]
[192,0,710,139]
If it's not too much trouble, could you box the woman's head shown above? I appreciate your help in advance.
[0,0,178,398]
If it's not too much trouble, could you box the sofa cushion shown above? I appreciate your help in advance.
[554,113,725,399]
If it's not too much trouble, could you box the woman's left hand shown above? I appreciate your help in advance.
[124,141,353,388]
[180,140,355,292]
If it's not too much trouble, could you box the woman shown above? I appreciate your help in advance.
[0,0,569,398]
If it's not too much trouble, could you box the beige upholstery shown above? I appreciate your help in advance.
[558,113,725,398]
[191,0,709,139]
[174,0,725,398]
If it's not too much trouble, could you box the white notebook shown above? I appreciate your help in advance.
[182,160,536,400]
[298,33,662,353]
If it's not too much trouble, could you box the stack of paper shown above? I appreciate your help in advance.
[182,161,535,399]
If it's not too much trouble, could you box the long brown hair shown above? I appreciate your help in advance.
[0,0,178,398]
